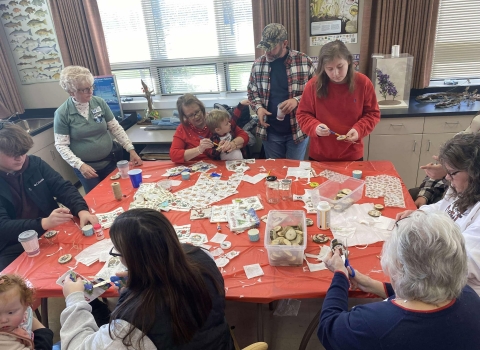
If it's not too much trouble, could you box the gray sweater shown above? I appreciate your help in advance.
[60,292,156,349]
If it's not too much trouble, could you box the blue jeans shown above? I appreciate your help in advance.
[73,160,117,194]
[262,133,309,160]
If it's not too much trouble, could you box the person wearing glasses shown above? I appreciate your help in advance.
[409,112,480,208]
[54,66,142,194]
[61,208,234,349]
[319,210,480,350]
[0,124,98,270]
[169,93,249,163]
[397,133,480,296]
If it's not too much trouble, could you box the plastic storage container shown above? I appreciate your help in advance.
[316,177,365,212]
[264,210,307,266]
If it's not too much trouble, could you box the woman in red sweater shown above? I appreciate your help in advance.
[169,94,249,163]
[296,41,380,161]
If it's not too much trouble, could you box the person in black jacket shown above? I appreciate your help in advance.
[0,123,98,270]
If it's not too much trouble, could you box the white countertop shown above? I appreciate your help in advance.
[125,124,176,144]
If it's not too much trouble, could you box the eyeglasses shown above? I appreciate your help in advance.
[0,122,13,130]
[446,169,462,178]
[186,110,202,119]
[77,84,95,94]
[109,247,122,257]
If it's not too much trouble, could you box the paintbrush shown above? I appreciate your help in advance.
[198,135,219,147]
[58,203,81,229]
[319,125,341,137]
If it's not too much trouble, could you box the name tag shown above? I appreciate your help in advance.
[91,106,104,123]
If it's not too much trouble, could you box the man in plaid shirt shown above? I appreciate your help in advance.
[247,23,315,160]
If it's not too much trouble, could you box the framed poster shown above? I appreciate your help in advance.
[310,0,359,45]
[93,75,124,121]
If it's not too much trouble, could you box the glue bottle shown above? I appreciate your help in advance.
[317,201,331,230]
[93,223,105,241]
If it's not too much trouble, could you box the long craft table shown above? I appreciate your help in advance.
[3,159,415,337]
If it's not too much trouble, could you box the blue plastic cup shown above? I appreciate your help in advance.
[128,169,143,188]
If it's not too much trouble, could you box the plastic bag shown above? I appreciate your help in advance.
[273,299,302,317]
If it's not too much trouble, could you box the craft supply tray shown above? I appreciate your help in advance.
[264,210,307,267]
[316,177,365,212]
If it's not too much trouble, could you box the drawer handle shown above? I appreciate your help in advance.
[50,150,56,161]
[427,140,431,152]
[413,140,417,152]
[445,122,460,125]
[390,123,404,127]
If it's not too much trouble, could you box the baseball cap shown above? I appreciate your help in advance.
[257,23,288,51]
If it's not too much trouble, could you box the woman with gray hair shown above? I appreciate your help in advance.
[318,210,480,350]
[397,132,480,295]
[54,66,142,193]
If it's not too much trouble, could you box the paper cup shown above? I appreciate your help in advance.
[352,170,362,179]
[248,228,260,242]
[181,171,190,180]
[117,160,130,179]
[18,230,40,257]
[82,224,94,237]
[276,103,285,121]
[128,169,143,188]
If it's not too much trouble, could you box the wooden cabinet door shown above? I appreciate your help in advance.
[416,132,457,186]
[368,134,423,189]
[32,144,78,185]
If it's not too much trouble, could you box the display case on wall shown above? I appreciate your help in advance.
[371,53,414,109]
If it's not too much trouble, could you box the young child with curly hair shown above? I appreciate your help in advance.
[0,274,53,349]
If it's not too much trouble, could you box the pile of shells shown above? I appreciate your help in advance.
[269,225,304,246]
[268,225,305,266]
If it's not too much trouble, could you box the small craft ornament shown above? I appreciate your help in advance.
[368,209,382,217]
[312,234,329,244]
[110,173,121,180]
[58,254,72,264]
[44,230,58,239]
[374,204,384,211]
[336,135,347,141]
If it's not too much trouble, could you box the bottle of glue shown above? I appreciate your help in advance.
[317,201,331,230]
[93,223,105,241]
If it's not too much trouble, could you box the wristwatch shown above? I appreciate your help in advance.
[293,96,301,103]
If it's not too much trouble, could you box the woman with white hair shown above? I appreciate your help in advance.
[54,66,142,193]
[318,211,480,350]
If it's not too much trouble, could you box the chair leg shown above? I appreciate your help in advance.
[34,308,42,323]
[256,303,264,342]
[41,298,49,328]
[298,309,321,350]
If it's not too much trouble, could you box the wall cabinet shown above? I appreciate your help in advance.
[367,115,474,189]
[28,128,78,185]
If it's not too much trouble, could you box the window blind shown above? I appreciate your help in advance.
[431,0,480,80]
[98,0,255,95]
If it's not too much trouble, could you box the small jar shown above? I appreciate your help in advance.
[265,176,280,204]
[93,223,104,241]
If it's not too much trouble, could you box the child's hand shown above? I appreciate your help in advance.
[63,278,85,298]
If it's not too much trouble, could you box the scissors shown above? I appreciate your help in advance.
[344,239,356,277]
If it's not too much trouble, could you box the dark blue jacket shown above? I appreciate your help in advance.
[0,155,88,269]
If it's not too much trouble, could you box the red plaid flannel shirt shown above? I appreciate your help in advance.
[247,49,315,143]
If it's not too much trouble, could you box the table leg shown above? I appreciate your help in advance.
[298,309,321,350]
[41,298,49,328]
[256,303,264,342]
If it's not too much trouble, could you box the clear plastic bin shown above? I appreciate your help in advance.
[264,210,307,266]
[316,177,365,212]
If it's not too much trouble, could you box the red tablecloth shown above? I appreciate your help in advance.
[3,160,415,303]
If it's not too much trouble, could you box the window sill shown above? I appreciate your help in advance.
[121,92,248,111]
[428,78,480,87]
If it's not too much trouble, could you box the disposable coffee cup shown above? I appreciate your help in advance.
[276,103,285,121]
[117,160,130,179]
[128,169,143,188]
[18,230,40,257]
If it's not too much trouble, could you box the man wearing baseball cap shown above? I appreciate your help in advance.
[247,23,315,160]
